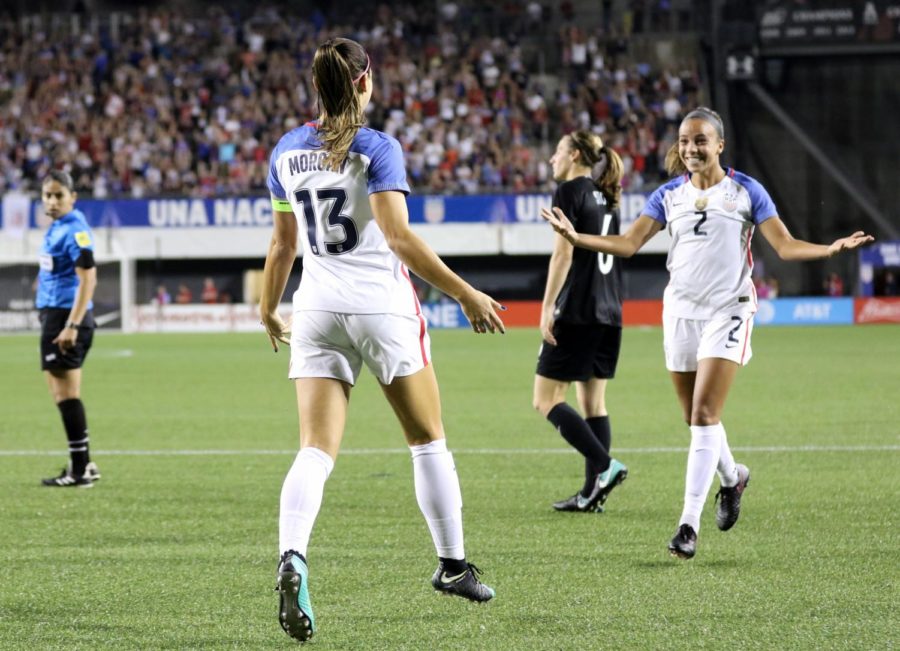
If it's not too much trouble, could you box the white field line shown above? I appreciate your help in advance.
[0,445,897,457]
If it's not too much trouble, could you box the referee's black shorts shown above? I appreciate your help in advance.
[536,322,622,382]
[39,308,95,371]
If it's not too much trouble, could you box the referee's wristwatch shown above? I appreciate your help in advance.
[65,321,81,330]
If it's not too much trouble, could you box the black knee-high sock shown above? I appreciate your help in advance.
[547,403,610,496]
[583,416,613,495]
[57,398,90,475]
[586,416,611,453]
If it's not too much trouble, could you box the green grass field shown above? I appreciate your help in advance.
[1,325,897,650]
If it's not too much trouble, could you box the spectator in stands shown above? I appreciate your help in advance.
[200,277,218,304]
[883,270,897,296]
[0,5,699,197]
[175,283,193,304]
[825,272,844,296]
[36,170,101,488]
[153,284,171,305]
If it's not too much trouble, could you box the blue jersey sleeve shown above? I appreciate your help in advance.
[739,174,778,224]
[266,141,287,199]
[642,184,669,225]
[366,136,410,195]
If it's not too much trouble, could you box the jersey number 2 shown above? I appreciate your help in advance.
[294,188,359,256]
[597,212,614,275]
[693,210,708,236]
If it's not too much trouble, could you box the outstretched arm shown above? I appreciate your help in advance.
[759,217,874,261]
[371,190,505,334]
[542,207,662,257]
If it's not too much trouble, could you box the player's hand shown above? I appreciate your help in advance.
[540,308,557,346]
[260,311,291,352]
[459,289,506,334]
[52,326,78,353]
[541,207,579,245]
[827,231,874,257]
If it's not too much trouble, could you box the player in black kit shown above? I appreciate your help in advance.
[532,130,629,513]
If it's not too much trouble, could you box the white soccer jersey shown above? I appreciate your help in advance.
[642,168,777,319]
[267,123,420,315]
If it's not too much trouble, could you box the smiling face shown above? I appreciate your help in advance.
[678,118,725,177]
[41,179,77,220]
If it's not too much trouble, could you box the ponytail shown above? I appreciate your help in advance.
[312,38,370,172]
[594,146,624,209]
[664,142,688,177]
[568,130,623,208]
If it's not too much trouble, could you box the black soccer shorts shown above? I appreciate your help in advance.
[39,308,95,371]
[536,322,622,382]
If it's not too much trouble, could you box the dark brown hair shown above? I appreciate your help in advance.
[42,169,75,191]
[312,38,369,172]
[568,130,624,208]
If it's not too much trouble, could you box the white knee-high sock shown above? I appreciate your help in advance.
[410,438,465,560]
[679,424,723,532]
[716,423,738,487]
[279,446,334,557]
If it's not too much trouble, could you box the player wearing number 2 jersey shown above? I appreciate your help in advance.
[259,38,503,644]
[533,131,629,515]
[542,107,873,559]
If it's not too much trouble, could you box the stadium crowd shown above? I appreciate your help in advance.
[0,2,701,198]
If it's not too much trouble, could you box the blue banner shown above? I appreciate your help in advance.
[7,193,651,229]
[754,298,855,326]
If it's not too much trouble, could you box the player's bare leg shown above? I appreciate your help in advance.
[276,378,349,642]
[381,365,494,602]
[668,359,747,558]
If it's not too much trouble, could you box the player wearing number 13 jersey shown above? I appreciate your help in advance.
[260,38,503,644]
[541,107,873,559]
[267,124,415,316]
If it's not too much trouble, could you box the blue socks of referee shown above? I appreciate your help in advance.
[547,404,611,497]
[57,398,90,477]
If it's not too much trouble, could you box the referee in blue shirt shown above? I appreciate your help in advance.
[37,170,101,487]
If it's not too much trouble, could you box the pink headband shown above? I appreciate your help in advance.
[352,54,371,84]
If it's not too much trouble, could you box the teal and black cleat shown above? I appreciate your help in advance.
[594,458,628,506]
[276,551,315,642]
[431,561,495,603]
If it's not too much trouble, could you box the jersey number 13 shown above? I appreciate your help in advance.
[294,188,359,256]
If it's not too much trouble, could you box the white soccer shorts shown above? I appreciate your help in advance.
[289,310,431,385]
[663,308,755,372]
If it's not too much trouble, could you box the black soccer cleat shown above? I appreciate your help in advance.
[668,524,697,559]
[431,561,495,603]
[41,466,93,488]
[275,550,315,643]
[552,492,604,513]
[715,463,750,531]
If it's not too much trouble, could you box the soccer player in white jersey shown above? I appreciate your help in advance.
[542,107,873,559]
[258,38,504,643]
